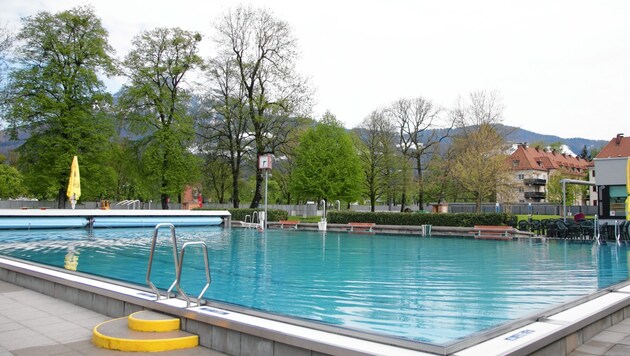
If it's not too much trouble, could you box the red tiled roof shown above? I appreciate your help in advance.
[596,135,630,159]
[508,145,589,173]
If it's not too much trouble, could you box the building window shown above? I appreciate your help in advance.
[518,187,524,192]
[518,174,524,180]
[513,160,519,167]
[592,170,595,177]
[609,185,626,217]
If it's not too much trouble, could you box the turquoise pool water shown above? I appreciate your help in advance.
[0,227,628,345]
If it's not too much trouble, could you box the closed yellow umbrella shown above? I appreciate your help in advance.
[66,156,81,209]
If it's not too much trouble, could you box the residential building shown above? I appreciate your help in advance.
[592,133,630,220]
[505,144,589,203]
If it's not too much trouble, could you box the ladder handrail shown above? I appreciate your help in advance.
[146,223,180,300]
[176,241,211,308]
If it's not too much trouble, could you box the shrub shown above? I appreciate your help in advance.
[326,211,513,227]
[193,208,288,222]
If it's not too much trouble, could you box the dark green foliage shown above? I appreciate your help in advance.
[327,211,513,227]
[6,6,117,204]
[290,114,363,203]
[194,208,288,222]
[119,27,202,209]
[0,164,26,198]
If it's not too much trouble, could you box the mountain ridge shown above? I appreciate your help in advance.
[0,125,611,158]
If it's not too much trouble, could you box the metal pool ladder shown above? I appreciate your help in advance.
[146,223,211,307]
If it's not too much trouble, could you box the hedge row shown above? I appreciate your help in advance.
[227,208,288,222]
[326,211,514,227]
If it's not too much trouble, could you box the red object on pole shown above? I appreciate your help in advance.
[198,193,203,208]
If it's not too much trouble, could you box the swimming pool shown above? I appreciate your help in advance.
[0,227,627,345]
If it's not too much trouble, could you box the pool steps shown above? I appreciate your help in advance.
[92,310,199,352]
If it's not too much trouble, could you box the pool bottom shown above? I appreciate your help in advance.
[2,257,630,356]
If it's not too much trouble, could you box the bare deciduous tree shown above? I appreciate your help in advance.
[353,110,398,212]
[198,55,252,207]
[213,5,312,208]
[449,90,513,212]
[388,97,453,211]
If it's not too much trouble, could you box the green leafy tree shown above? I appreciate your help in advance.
[0,164,26,198]
[290,112,363,205]
[202,152,232,204]
[6,6,117,205]
[119,27,202,209]
[546,170,585,205]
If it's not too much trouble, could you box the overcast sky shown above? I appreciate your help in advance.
[2,0,629,141]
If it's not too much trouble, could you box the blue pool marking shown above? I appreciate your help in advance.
[505,329,535,341]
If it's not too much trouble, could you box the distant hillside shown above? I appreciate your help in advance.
[0,124,611,158]
[502,125,608,156]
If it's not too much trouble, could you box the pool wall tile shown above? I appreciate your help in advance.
[5,270,16,283]
[92,293,108,315]
[241,333,273,356]
[184,319,213,348]
[312,352,333,356]
[54,283,79,305]
[35,279,55,297]
[30,278,44,294]
[0,268,7,280]
[273,342,311,356]
[123,302,142,316]
[106,298,124,317]
[77,290,93,309]
[565,331,583,353]
[583,316,612,341]
[212,325,241,355]
[530,338,566,356]
[15,273,33,289]
[612,309,624,324]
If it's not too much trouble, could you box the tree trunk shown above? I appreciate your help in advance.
[417,157,424,209]
[231,167,240,208]
[57,188,66,209]
[370,194,376,212]
[400,191,407,212]
[161,193,169,210]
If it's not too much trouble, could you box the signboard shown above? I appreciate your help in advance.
[258,154,273,170]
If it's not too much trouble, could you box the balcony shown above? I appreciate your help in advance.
[524,192,546,199]
[523,178,547,186]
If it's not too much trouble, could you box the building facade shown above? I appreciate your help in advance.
[506,144,589,203]
[592,134,630,220]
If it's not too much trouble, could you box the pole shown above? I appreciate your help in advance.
[264,169,269,230]
[562,180,567,223]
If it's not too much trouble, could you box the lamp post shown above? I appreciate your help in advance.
[258,153,273,230]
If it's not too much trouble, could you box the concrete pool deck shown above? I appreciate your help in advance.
[0,280,225,355]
